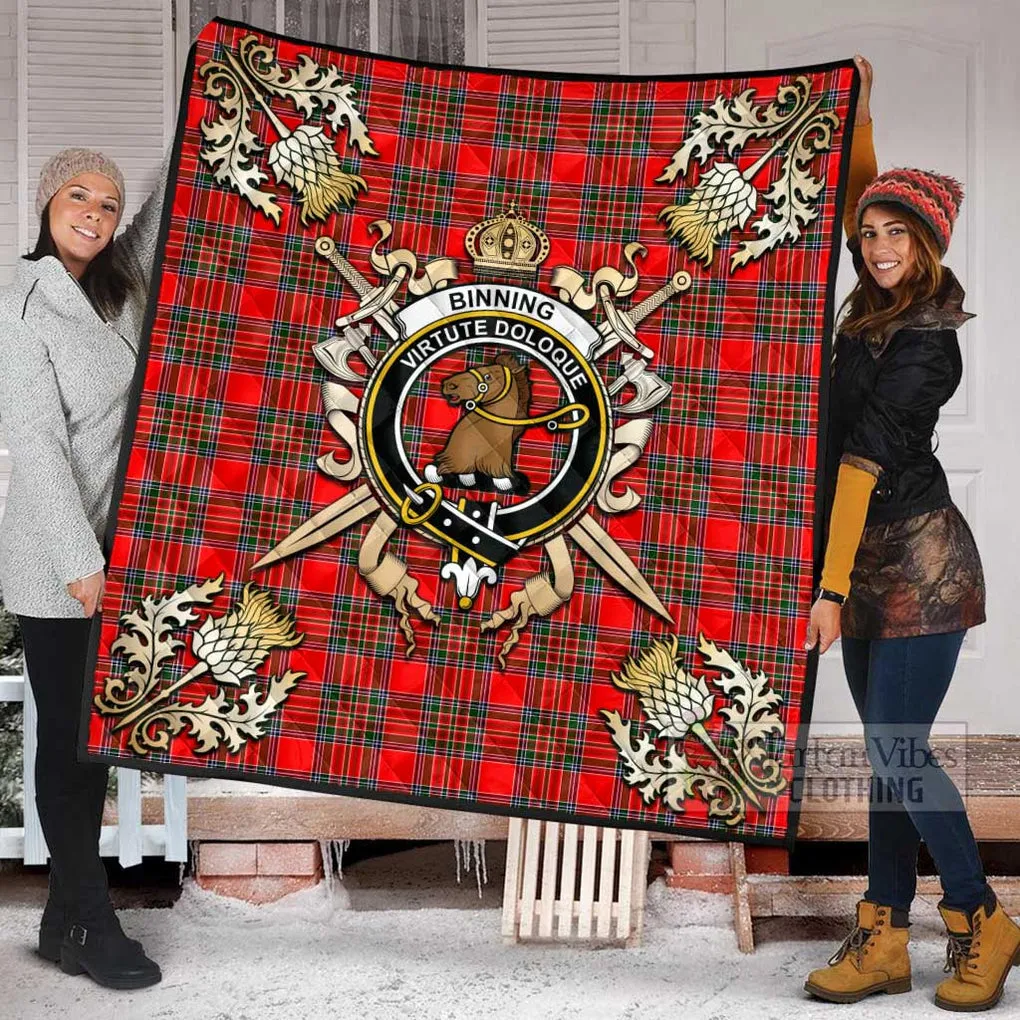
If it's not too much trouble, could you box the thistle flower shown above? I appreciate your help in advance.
[658,162,758,265]
[668,670,716,729]
[190,583,303,687]
[611,636,715,739]
[610,635,764,810]
[268,124,367,224]
[111,580,305,735]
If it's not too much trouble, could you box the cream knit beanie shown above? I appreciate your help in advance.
[35,148,125,219]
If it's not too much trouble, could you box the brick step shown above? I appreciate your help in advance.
[195,841,323,904]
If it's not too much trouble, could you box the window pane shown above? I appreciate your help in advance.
[190,0,277,40]
[379,0,465,63]
[189,1,465,62]
[284,0,371,49]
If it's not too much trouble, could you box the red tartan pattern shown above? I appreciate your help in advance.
[82,17,858,846]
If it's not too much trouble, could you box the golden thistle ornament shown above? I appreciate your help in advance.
[96,576,305,757]
[199,34,374,225]
[657,77,840,271]
[603,634,788,825]
[612,637,716,738]
[657,162,758,266]
[267,124,366,224]
[188,583,303,687]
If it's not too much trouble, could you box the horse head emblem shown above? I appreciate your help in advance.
[425,353,532,494]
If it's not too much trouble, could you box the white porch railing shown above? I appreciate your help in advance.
[0,669,187,864]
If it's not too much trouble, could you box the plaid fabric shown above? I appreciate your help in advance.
[82,17,858,847]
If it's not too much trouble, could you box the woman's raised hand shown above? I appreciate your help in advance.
[67,569,105,617]
[854,54,873,126]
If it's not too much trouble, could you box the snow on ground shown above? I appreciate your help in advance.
[2,875,1010,1020]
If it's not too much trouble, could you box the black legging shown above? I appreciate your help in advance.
[19,615,112,925]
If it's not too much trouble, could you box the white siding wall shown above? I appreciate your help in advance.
[0,0,12,506]
[629,0,695,75]
[0,0,18,288]
[481,0,627,73]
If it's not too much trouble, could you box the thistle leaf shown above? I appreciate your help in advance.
[601,709,745,824]
[198,59,282,224]
[101,575,224,710]
[696,634,787,795]
[730,109,839,271]
[150,670,303,756]
[239,35,377,156]
[657,76,815,184]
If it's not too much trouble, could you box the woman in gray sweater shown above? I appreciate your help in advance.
[0,148,167,989]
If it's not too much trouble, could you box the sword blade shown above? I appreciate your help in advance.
[568,513,673,623]
[593,271,693,359]
[251,484,380,571]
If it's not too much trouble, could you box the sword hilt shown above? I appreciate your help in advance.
[315,236,371,297]
[627,270,692,326]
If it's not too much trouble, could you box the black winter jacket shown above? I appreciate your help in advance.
[823,265,973,528]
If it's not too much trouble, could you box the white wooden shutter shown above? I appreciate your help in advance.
[19,0,176,251]
[3,1,175,524]
[478,0,628,73]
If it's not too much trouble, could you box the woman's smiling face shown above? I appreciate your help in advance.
[860,203,916,294]
[46,172,122,278]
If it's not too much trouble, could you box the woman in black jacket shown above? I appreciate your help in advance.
[802,57,1019,1012]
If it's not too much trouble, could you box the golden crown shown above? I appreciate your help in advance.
[464,201,550,277]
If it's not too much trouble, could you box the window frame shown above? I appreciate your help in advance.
[173,0,480,89]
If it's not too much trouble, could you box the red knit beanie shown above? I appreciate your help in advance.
[856,167,963,254]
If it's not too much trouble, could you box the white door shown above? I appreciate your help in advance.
[718,0,1020,733]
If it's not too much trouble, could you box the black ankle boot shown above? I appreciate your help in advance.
[59,919,161,990]
[40,898,143,966]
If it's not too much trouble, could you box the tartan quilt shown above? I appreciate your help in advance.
[82,16,858,847]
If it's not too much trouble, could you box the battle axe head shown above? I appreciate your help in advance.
[313,326,377,383]
[608,352,671,415]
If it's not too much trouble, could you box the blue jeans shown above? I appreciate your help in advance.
[841,629,989,915]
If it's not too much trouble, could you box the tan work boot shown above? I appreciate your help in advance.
[804,899,912,1003]
[936,890,1020,1011]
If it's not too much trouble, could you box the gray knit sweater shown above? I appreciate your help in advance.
[0,161,168,617]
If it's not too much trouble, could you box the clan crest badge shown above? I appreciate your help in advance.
[255,205,692,665]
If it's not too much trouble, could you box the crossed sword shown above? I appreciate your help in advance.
[252,248,683,626]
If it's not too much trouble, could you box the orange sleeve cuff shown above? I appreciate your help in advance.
[820,461,878,597]
[843,119,878,240]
